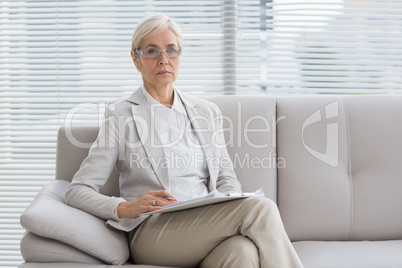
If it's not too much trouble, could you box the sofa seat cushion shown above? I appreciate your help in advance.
[20,231,103,264]
[20,180,130,265]
[293,240,402,268]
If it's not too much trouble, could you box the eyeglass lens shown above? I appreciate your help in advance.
[140,48,181,59]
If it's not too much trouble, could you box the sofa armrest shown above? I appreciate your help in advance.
[20,180,129,265]
[20,230,103,264]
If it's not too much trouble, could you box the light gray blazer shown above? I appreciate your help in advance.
[65,87,242,231]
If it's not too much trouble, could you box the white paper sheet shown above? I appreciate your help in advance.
[140,189,265,216]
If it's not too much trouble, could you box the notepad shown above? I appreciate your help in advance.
[140,189,265,216]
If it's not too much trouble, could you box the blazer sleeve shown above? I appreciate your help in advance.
[65,105,126,221]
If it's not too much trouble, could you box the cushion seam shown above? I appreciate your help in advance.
[341,97,354,240]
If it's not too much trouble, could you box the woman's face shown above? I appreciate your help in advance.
[132,28,181,92]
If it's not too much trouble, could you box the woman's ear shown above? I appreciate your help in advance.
[130,50,141,71]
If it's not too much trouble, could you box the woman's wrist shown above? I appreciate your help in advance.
[117,201,129,219]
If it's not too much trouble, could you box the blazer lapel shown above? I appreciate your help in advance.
[126,88,170,190]
[176,89,217,180]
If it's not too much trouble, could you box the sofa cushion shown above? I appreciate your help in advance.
[277,96,402,241]
[205,95,278,201]
[277,96,351,241]
[20,180,130,265]
[20,231,103,264]
[56,125,121,198]
[344,96,402,240]
[293,240,402,268]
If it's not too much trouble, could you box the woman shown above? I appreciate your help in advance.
[66,14,303,268]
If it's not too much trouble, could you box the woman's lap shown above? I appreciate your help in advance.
[129,197,272,267]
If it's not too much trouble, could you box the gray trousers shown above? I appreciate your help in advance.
[130,197,304,268]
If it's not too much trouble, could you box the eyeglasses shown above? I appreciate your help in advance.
[135,47,182,59]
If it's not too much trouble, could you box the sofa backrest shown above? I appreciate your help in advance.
[56,95,278,201]
[277,95,402,242]
[56,94,402,241]
[56,125,121,196]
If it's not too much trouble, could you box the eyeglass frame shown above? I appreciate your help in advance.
[134,47,183,59]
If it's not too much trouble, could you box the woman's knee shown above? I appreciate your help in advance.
[244,197,279,214]
[225,235,259,261]
[199,235,259,268]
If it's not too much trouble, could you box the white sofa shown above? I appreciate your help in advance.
[19,95,402,268]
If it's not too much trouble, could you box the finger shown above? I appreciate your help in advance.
[155,198,177,207]
[146,191,178,203]
[155,190,178,202]
[141,201,162,214]
[147,204,164,211]
[148,197,176,209]
[148,198,166,208]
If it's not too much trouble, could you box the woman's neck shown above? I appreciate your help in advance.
[143,84,174,108]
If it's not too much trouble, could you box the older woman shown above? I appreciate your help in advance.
[66,14,303,268]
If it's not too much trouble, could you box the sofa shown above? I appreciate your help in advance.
[19,95,402,268]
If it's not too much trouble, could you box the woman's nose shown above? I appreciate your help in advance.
[158,52,168,65]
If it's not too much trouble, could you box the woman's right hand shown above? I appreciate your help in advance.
[117,190,178,219]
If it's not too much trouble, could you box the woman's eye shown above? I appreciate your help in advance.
[146,49,158,54]
[167,49,177,53]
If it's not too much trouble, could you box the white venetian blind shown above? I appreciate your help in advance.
[1,0,402,267]
[265,0,402,93]
[0,1,261,266]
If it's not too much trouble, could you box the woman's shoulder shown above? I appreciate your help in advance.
[106,96,130,110]
[105,88,143,114]
[109,94,133,106]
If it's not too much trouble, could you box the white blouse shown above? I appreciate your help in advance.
[141,86,209,201]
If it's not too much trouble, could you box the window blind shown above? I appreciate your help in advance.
[0,1,262,266]
[265,0,402,93]
[1,0,402,266]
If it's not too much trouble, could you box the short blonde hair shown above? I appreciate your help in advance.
[131,14,182,51]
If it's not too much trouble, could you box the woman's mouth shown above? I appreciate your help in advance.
[157,70,170,75]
